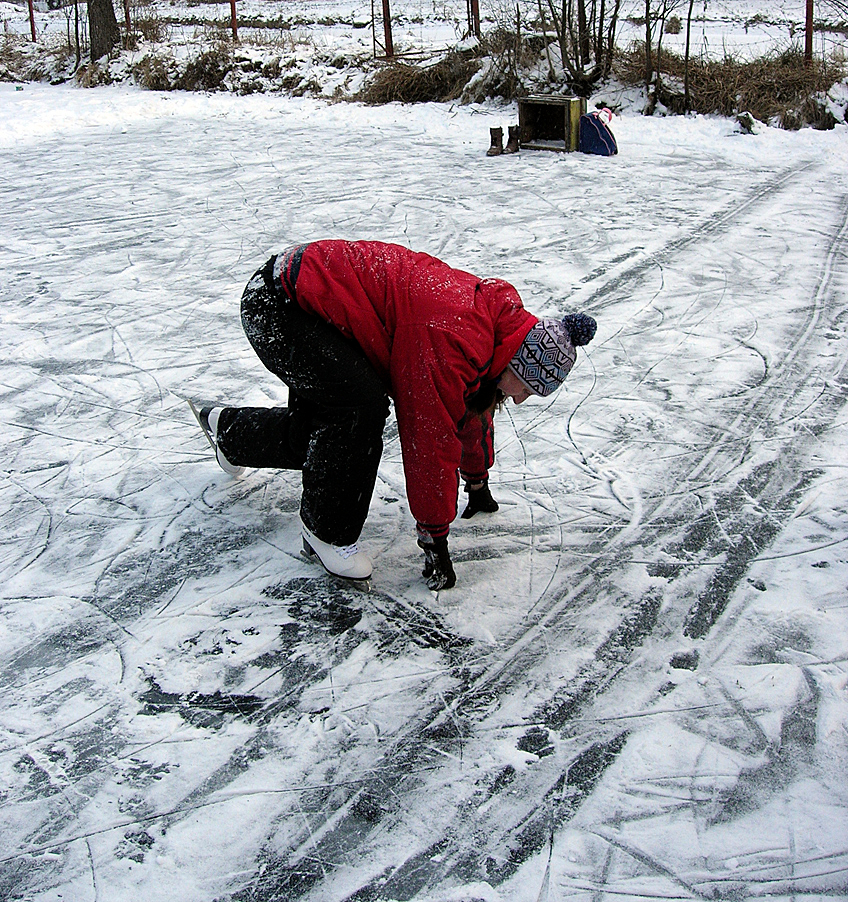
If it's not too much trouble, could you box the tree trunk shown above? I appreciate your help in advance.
[28,0,37,41]
[603,0,621,77]
[644,0,653,87]
[594,0,606,64]
[804,0,814,64]
[381,0,394,58]
[74,0,81,67]
[88,0,120,61]
[683,0,694,110]
[655,0,666,95]
[538,0,556,79]
[577,0,590,65]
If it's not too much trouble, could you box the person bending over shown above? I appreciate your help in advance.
[192,240,596,589]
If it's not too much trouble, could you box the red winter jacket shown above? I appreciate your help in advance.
[285,241,537,538]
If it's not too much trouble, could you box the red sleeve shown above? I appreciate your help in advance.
[390,324,480,538]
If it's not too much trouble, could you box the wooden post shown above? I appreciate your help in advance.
[230,0,238,42]
[566,96,585,151]
[804,0,814,64]
[28,0,37,41]
[469,0,480,39]
[684,0,694,111]
[381,0,394,58]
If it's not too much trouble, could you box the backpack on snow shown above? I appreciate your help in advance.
[579,112,618,156]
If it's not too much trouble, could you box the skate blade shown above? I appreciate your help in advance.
[188,400,217,452]
[301,540,372,592]
[188,399,245,477]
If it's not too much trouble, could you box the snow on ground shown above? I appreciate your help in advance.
[1,81,848,901]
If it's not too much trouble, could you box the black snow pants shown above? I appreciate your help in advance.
[215,255,390,547]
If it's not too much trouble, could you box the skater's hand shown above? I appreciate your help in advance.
[461,480,499,519]
[417,536,456,590]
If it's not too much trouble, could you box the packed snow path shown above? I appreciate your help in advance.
[1,85,847,901]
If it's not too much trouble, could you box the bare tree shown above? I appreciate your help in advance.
[654,0,683,90]
[543,0,623,94]
[643,0,684,113]
[62,0,85,66]
[89,0,120,61]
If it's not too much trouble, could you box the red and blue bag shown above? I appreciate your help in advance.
[579,110,618,156]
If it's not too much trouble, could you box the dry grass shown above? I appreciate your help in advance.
[131,53,174,89]
[173,44,233,90]
[616,45,844,128]
[358,49,481,104]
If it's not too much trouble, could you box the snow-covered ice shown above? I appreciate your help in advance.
[1,82,847,901]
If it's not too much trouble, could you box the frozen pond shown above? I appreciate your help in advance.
[1,84,847,900]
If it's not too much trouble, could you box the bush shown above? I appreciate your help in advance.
[135,15,168,44]
[616,45,845,128]
[359,49,481,104]
[173,45,232,91]
[76,59,114,86]
[132,53,173,89]
[664,15,682,35]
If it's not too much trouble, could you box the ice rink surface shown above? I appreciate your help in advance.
[1,84,847,900]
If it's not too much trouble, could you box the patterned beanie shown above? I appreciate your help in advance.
[508,313,597,397]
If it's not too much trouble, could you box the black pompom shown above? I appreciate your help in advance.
[563,313,597,347]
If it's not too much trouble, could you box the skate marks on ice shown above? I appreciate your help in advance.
[578,160,819,307]
[0,204,844,902]
[0,350,475,900]
[2,104,847,900]
[0,500,472,856]
[467,181,848,897]
[263,575,472,652]
[208,176,848,897]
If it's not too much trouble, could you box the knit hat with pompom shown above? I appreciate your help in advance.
[507,312,596,397]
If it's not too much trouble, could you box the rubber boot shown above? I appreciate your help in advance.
[486,127,504,156]
[504,125,520,154]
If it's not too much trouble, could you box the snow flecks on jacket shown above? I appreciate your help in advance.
[288,240,537,536]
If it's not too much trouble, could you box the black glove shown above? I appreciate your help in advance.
[461,480,499,519]
[417,535,456,590]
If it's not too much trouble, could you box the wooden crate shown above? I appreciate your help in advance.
[518,95,587,152]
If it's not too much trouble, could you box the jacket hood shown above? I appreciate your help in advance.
[478,278,538,379]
